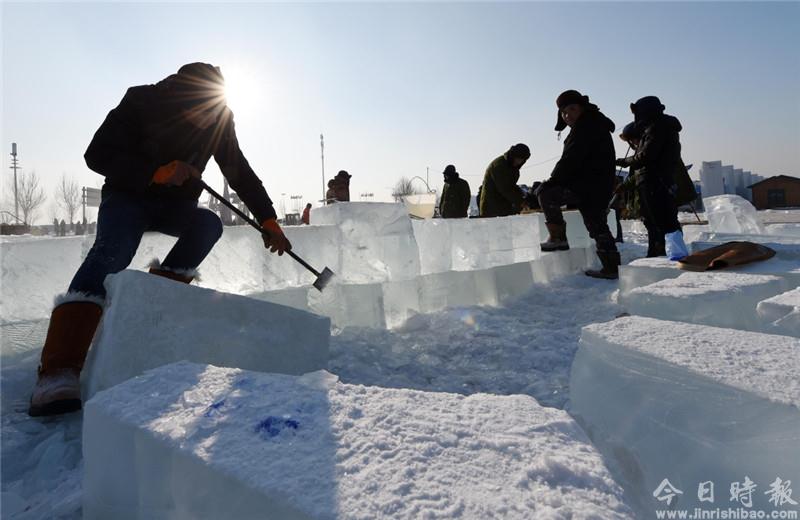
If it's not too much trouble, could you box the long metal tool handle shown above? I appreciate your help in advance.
[607,145,632,213]
[197,179,321,277]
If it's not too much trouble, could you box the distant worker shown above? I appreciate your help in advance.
[479,143,531,217]
[301,203,312,225]
[28,62,291,417]
[537,90,619,279]
[438,165,471,218]
[332,170,351,202]
[325,179,337,204]
[615,96,688,261]
[59,219,66,237]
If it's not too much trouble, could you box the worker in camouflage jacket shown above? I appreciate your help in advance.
[479,144,531,217]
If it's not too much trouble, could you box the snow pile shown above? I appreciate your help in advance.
[623,271,787,330]
[757,287,800,337]
[83,361,633,519]
[703,195,765,235]
[82,270,330,400]
[570,316,800,515]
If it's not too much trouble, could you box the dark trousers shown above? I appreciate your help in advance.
[538,184,617,252]
[637,181,681,236]
[68,189,223,298]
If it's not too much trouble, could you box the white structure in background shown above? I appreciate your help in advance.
[698,161,762,202]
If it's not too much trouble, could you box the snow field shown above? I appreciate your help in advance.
[569,316,800,514]
[83,361,634,520]
[82,270,330,401]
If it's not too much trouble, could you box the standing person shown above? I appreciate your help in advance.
[537,90,619,279]
[301,203,312,225]
[615,96,687,261]
[28,62,291,417]
[332,170,351,202]
[325,179,337,204]
[438,164,471,218]
[479,143,530,217]
[619,121,664,257]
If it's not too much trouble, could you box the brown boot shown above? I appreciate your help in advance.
[540,222,569,252]
[29,299,103,417]
[585,251,621,280]
[149,267,194,284]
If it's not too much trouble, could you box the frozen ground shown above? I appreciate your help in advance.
[0,242,645,519]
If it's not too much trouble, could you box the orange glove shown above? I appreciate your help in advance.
[261,218,292,256]
[152,160,200,186]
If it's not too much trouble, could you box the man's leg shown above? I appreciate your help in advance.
[537,183,569,251]
[581,201,620,280]
[30,191,151,416]
[641,181,685,260]
[149,201,223,282]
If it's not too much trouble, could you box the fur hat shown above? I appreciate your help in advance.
[555,90,590,131]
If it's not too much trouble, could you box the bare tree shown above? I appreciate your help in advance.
[56,173,81,224]
[391,177,421,202]
[16,170,47,224]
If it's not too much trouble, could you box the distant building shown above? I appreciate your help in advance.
[748,175,800,209]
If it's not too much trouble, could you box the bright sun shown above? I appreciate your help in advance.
[222,66,260,114]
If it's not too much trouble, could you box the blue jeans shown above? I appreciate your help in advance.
[69,189,223,298]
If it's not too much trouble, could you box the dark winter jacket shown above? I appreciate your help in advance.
[439,175,471,218]
[548,106,616,202]
[479,154,523,217]
[84,79,277,222]
[620,114,683,189]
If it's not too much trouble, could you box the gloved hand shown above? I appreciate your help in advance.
[615,158,629,167]
[152,160,201,186]
[261,219,292,255]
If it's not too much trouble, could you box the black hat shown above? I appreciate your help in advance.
[630,96,665,123]
[171,62,226,111]
[507,143,531,160]
[555,90,590,131]
[619,121,642,142]
[443,164,457,176]
[336,170,351,179]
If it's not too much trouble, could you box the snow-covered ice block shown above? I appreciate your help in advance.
[704,194,764,235]
[84,361,634,519]
[411,219,452,274]
[0,236,85,323]
[249,286,311,313]
[82,270,329,399]
[308,282,385,329]
[757,287,800,337]
[570,316,800,515]
[624,272,787,330]
[765,223,800,238]
[619,256,800,303]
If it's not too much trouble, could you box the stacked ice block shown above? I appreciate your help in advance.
[570,316,800,515]
[81,270,330,400]
[84,362,634,519]
[757,287,800,337]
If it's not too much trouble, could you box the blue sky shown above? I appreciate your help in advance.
[2,2,799,222]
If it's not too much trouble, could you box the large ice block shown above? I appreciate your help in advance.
[619,256,800,304]
[411,219,453,274]
[449,218,492,270]
[531,248,595,284]
[262,225,342,289]
[757,287,800,337]
[0,236,85,323]
[570,316,800,516]
[704,195,765,235]
[84,361,634,519]
[509,214,541,262]
[624,271,787,330]
[490,262,534,301]
[485,217,515,267]
[381,278,421,329]
[190,227,266,294]
[307,282,385,329]
[248,286,312,313]
[82,270,329,400]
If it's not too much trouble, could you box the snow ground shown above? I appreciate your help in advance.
[0,232,648,519]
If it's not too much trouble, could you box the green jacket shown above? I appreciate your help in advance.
[439,176,471,218]
[479,154,523,217]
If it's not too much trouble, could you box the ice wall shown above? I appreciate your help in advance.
[570,316,800,516]
[84,361,634,519]
[82,270,330,400]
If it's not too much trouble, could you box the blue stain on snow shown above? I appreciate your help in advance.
[203,400,227,418]
[255,416,300,438]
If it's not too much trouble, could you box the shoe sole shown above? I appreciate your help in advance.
[584,271,618,280]
[28,399,82,417]
[540,245,570,252]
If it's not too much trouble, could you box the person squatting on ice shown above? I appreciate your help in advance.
[479,143,531,218]
[615,96,688,261]
[537,90,620,280]
[29,62,291,417]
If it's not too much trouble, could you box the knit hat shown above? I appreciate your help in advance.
[507,143,531,160]
[619,121,642,142]
[335,170,351,179]
[443,165,457,176]
[555,90,590,131]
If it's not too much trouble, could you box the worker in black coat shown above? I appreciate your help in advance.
[537,90,620,279]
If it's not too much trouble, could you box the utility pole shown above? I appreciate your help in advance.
[320,134,326,203]
[426,166,429,190]
[10,143,20,222]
